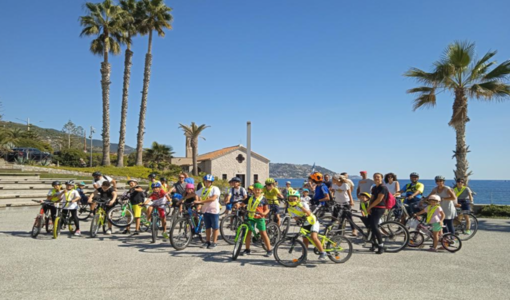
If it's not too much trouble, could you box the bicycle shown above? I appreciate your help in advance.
[453,207,478,241]
[220,206,245,245]
[90,201,108,238]
[149,204,164,243]
[53,202,77,239]
[77,201,93,221]
[334,206,410,253]
[31,200,53,238]
[107,199,134,228]
[231,214,281,261]
[273,218,353,267]
[407,216,462,252]
[169,204,205,250]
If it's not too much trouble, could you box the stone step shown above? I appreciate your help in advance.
[0,198,41,208]
[0,175,41,181]
[0,188,99,198]
[0,180,94,185]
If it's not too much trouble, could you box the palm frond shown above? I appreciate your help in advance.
[445,40,475,69]
[411,90,437,111]
[469,50,496,80]
[469,81,510,100]
[482,60,510,81]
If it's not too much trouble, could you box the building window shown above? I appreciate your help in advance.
[254,174,259,183]
[236,154,245,163]
[222,174,227,180]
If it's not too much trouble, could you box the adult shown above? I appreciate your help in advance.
[331,174,357,235]
[383,173,400,196]
[92,171,116,190]
[356,171,374,197]
[427,176,457,235]
[170,173,187,196]
[367,173,388,254]
[195,174,221,249]
[454,178,474,233]
[399,172,425,216]
[340,172,355,194]
[324,174,332,189]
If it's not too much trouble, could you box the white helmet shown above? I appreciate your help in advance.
[428,195,441,202]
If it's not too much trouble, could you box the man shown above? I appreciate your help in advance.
[91,171,116,212]
[340,172,355,194]
[454,178,474,234]
[89,181,118,235]
[324,174,332,189]
[195,174,221,249]
[399,172,425,216]
[282,181,295,200]
[170,173,187,196]
[356,171,374,197]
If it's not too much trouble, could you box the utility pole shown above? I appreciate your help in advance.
[247,121,251,187]
[89,126,95,167]
[84,130,87,152]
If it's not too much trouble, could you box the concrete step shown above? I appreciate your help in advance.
[0,174,41,181]
[0,180,94,185]
[0,189,99,199]
[0,198,41,208]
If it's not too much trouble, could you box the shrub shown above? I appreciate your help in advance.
[54,148,87,167]
[479,205,510,217]
[15,138,53,153]
[43,165,154,179]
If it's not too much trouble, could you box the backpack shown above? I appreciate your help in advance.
[386,191,396,210]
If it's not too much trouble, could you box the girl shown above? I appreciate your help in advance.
[414,195,445,252]
[426,176,457,235]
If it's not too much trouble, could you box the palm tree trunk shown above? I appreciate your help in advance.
[117,48,133,167]
[135,32,153,166]
[100,61,111,166]
[192,142,198,176]
[451,89,470,183]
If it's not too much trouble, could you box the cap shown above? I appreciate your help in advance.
[360,171,367,174]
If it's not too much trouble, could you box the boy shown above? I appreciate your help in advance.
[195,175,221,249]
[262,178,284,226]
[301,189,311,205]
[76,182,89,206]
[242,182,273,257]
[61,181,82,236]
[225,177,247,214]
[127,179,145,235]
[287,191,326,260]
[310,172,330,207]
[89,181,118,235]
[414,195,445,252]
[143,182,171,240]
[44,181,64,223]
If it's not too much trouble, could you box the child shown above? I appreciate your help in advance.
[44,181,64,224]
[358,192,371,229]
[61,181,82,236]
[180,184,198,214]
[301,189,311,205]
[143,182,171,240]
[414,195,445,252]
[242,182,273,257]
[76,182,89,206]
[263,178,284,226]
[225,177,247,214]
[127,179,145,235]
[287,191,326,260]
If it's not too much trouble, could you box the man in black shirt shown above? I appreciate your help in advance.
[324,174,332,189]
[90,181,118,235]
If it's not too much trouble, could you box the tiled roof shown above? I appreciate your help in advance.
[197,146,240,161]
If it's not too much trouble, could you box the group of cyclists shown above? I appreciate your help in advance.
[34,169,475,263]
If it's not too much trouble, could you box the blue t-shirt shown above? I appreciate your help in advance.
[313,183,329,202]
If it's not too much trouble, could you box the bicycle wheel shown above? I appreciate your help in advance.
[326,234,353,263]
[45,216,53,233]
[408,230,425,248]
[218,200,227,216]
[53,217,61,239]
[378,221,409,253]
[151,215,159,243]
[140,208,150,232]
[108,207,134,228]
[170,218,193,250]
[90,214,100,238]
[77,204,92,221]
[263,222,281,251]
[220,215,241,245]
[273,238,307,267]
[441,233,462,253]
[280,217,291,239]
[68,218,76,234]
[232,226,246,261]
[454,214,478,241]
[31,216,42,238]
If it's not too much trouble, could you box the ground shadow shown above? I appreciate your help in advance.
[477,219,510,233]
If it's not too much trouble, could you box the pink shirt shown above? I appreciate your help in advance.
[426,205,443,224]
[197,186,221,214]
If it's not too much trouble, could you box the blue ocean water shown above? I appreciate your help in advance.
[275,178,510,205]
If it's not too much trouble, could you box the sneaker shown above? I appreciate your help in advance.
[106,229,112,235]
[122,229,130,234]
[162,232,169,239]
[369,245,376,252]
[376,244,385,255]
[427,247,438,252]
[264,250,273,257]
[74,230,81,236]
[241,249,251,256]
[318,253,327,260]
[132,231,140,236]
[209,243,217,249]
[200,241,210,248]
[465,230,471,235]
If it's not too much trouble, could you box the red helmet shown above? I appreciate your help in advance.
[310,172,323,183]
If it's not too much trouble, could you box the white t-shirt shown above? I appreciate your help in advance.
[301,196,311,205]
[228,187,247,203]
[197,186,221,214]
[332,183,351,205]
[384,181,398,195]
[93,175,113,189]
[62,190,81,210]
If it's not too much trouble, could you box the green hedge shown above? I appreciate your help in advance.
[479,205,510,217]
[15,138,53,153]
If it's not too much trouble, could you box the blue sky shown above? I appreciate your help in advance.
[1,0,509,179]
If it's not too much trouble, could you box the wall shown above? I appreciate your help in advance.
[210,149,269,185]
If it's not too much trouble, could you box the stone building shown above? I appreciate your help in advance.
[170,143,270,187]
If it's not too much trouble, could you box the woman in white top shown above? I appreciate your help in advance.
[331,175,356,236]
[383,173,400,196]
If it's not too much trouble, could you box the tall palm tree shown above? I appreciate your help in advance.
[405,41,510,183]
[134,0,173,166]
[178,122,209,176]
[80,0,131,166]
[117,0,139,167]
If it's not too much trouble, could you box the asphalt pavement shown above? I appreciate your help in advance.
[1,206,509,300]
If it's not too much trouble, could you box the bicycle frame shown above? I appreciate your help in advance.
[235,220,262,244]
[298,227,333,250]
[184,206,204,235]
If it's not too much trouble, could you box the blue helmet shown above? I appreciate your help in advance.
[151,182,162,188]
[172,193,183,200]
[184,178,195,184]
[203,174,215,182]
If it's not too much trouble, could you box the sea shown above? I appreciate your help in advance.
[275,178,510,205]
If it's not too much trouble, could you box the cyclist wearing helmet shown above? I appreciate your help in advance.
[225,177,247,214]
[160,177,170,193]
[143,182,172,239]
[127,179,145,235]
[195,175,221,249]
[62,181,82,236]
[89,181,118,235]
[146,173,161,195]
[92,171,116,190]
[399,172,425,216]
[310,172,330,207]
[287,191,327,260]
[262,178,284,226]
[426,176,457,236]
[43,181,64,226]
[454,178,474,234]
[180,183,198,213]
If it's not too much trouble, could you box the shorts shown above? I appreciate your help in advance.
[203,213,219,230]
[303,221,320,233]
[432,222,442,232]
[248,218,266,232]
[150,198,167,207]
[226,201,241,211]
[269,204,280,214]
[131,203,142,218]
[459,200,471,211]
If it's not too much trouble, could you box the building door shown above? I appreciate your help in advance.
[236,174,246,187]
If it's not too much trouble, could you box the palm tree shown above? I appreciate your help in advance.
[144,141,174,169]
[405,41,510,183]
[116,0,139,167]
[178,122,209,176]
[134,0,173,166]
[80,0,131,166]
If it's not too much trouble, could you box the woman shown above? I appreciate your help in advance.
[332,174,357,235]
[427,176,457,236]
[367,173,388,254]
[383,173,400,196]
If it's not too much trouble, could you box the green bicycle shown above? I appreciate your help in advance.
[108,199,134,228]
[273,219,353,267]
[232,215,281,261]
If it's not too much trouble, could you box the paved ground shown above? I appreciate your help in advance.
[1,206,509,300]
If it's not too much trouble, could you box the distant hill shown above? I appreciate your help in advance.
[270,163,338,178]
[0,121,135,154]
